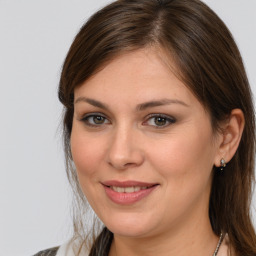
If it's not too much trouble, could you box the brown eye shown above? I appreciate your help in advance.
[81,114,110,126]
[144,114,176,128]
[154,117,167,126]
[93,116,105,124]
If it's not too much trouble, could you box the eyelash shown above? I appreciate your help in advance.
[80,113,176,128]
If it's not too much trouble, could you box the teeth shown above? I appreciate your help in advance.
[124,187,135,193]
[111,186,124,193]
[111,186,149,193]
[134,186,141,192]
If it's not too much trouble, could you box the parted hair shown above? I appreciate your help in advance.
[58,0,256,255]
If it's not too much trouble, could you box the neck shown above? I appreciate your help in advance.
[109,211,219,256]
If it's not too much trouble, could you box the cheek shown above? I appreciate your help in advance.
[145,127,216,222]
[70,131,109,215]
[148,125,216,192]
[70,128,105,183]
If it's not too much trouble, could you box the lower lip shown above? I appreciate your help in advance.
[103,185,158,205]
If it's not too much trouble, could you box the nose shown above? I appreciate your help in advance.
[106,125,145,170]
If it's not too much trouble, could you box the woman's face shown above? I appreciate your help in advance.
[71,49,222,238]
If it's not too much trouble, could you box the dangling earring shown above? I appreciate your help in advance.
[220,158,226,171]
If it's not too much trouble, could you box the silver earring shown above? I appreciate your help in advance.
[220,158,226,171]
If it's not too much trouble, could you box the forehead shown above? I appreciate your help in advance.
[74,48,198,108]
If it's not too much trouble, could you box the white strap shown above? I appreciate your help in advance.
[56,238,88,256]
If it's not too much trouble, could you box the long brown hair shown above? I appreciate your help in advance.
[58,0,256,255]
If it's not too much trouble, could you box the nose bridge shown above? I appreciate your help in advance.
[107,122,144,169]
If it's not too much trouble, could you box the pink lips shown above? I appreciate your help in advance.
[102,180,159,205]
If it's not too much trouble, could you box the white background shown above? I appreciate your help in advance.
[0,1,255,255]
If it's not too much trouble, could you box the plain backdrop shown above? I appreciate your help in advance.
[0,1,255,255]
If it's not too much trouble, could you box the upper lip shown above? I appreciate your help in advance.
[101,180,158,187]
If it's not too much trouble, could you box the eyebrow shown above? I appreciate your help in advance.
[136,98,189,111]
[75,97,109,110]
[74,97,189,111]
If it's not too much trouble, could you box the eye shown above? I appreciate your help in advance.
[144,114,176,128]
[81,113,110,126]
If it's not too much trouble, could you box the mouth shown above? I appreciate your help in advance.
[110,185,153,193]
[101,180,159,205]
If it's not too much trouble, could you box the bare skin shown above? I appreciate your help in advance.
[71,48,244,256]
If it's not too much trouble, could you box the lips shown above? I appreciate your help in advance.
[101,180,159,205]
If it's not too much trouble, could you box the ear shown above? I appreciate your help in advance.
[214,109,245,167]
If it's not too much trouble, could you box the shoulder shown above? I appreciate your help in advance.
[57,237,89,256]
[33,238,89,256]
[33,246,59,256]
[33,237,89,256]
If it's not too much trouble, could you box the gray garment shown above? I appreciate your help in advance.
[33,246,59,256]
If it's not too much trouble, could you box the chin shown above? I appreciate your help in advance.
[101,212,158,238]
[108,224,150,238]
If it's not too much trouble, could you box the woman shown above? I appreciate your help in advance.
[34,0,256,255]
